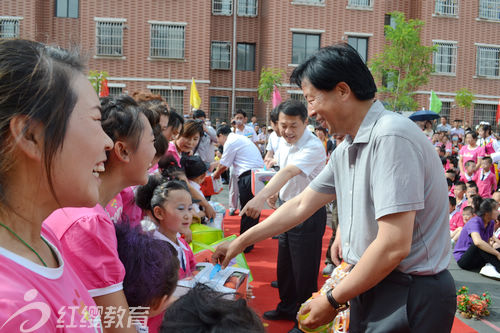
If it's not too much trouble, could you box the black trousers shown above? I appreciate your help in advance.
[457,244,500,272]
[237,170,260,235]
[276,206,327,315]
[350,269,456,333]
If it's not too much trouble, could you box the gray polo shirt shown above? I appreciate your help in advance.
[310,101,450,275]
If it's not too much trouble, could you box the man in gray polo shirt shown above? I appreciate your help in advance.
[213,43,456,332]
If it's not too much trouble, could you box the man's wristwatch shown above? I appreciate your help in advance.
[326,289,349,312]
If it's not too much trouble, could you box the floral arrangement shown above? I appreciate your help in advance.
[456,286,492,319]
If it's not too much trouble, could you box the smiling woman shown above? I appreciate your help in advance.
[0,39,113,331]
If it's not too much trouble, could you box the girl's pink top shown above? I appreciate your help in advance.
[0,224,102,332]
[473,169,497,198]
[152,230,196,279]
[459,145,485,170]
[105,192,124,224]
[44,205,126,298]
[120,187,143,227]
[459,172,474,184]
[449,211,465,231]
[167,142,181,167]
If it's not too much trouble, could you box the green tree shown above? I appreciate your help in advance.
[455,88,474,125]
[88,70,109,94]
[257,67,284,126]
[369,11,436,111]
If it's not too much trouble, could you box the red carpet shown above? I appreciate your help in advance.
[222,209,476,333]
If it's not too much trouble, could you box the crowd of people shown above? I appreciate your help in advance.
[1,37,499,333]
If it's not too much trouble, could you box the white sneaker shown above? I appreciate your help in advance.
[479,263,500,280]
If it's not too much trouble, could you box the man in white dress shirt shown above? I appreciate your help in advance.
[240,100,326,332]
[213,125,264,253]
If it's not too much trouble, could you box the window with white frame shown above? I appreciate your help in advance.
[348,0,372,8]
[151,89,184,114]
[476,45,500,77]
[479,0,500,20]
[292,33,320,65]
[150,23,185,59]
[238,0,257,16]
[0,17,21,39]
[293,0,325,4]
[108,86,123,97]
[213,0,233,15]
[440,101,451,120]
[210,96,230,123]
[95,20,124,56]
[433,41,457,74]
[347,36,368,63]
[473,103,497,130]
[435,0,458,16]
[236,43,255,71]
[211,41,231,70]
[56,0,79,18]
[235,97,254,118]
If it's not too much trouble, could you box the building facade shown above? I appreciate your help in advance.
[1,0,499,127]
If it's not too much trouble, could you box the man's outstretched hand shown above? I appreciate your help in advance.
[211,239,242,268]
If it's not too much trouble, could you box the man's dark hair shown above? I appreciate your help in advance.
[161,284,265,333]
[217,124,232,136]
[192,109,206,119]
[276,99,308,122]
[290,43,377,100]
[235,109,247,118]
[270,106,280,124]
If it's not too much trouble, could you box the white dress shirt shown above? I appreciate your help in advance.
[220,133,264,177]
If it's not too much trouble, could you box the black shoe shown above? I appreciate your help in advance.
[270,280,278,288]
[263,309,296,321]
[243,245,254,253]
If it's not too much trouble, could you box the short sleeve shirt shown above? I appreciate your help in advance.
[44,205,126,297]
[220,133,264,176]
[453,216,494,261]
[0,225,102,332]
[278,129,326,201]
[235,125,258,142]
[266,131,281,153]
[309,101,451,275]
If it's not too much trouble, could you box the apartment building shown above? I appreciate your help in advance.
[1,0,499,126]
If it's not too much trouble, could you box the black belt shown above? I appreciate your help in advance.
[239,170,251,178]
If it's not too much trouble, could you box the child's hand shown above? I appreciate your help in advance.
[183,229,193,243]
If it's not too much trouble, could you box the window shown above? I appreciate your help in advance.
[440,101,451,120]
[108,86,123,97]
[435,0,458,16]
[213,0,233,15]
[238,0,257,16]
[473,104,498,131]
[290,93,307,106]
[210,96,230,123]
[211,41,231,69]
[236,43,255,71]
[479,0,500,20]
[96,20,124,56]
[348,0,372,8]
[235,97,254,118]
[0,17,21,39]
[292,0,324,4]
[433,42,457,74]
[476,45,500,77]
[56,0,78,18]
[348,36,368,63]
[292,33,320,64]
[151,89,184,114]
[150,23,185,59]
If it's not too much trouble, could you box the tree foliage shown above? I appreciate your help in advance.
[88,70,109,94]
[455,88,474,110]
[369,11,436,111]
[257,67,284,103]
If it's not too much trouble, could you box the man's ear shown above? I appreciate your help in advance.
[113,141,130,162]
[336,82,351,98]
[9,115,44,161]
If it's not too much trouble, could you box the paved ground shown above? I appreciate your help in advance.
[211,185,500,332]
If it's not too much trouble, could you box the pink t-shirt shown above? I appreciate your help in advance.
[459,172,475,184]
[105,192,124,224]
[120,187,143,227]
[474,169,497,198]
[44,205,126,298]
[0,225,102,332]
[460,145,485,170]
[167,142,181,167]
[449,211,465,231]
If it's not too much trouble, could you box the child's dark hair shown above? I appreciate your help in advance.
[449,196,456,207]
[100,95,149,151]
[483,156,493,164]
[471,196,498,218]
[464,160,476,168]
[446,178,453,188]
[466,181,478,192]
[455,181,466,191]
[154,133,169,158]
[115,222,179,308]
[181,155,208,180]
[168,110,184,130]
[462,206,473,215]
[161,284,265,333]
[158,153,186,179]
[151,179,190,213]
[135,174,189,215]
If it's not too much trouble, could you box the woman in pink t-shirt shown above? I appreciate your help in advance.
[459,131,484,176]
[0,40,113,331]
[167,120,204,167]
[45,95,157,333]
